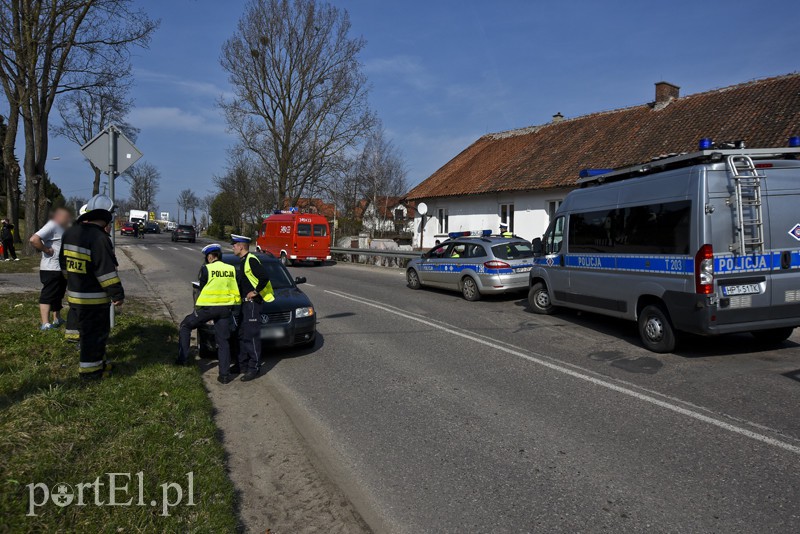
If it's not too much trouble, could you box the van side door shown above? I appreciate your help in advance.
[543,216,570,301]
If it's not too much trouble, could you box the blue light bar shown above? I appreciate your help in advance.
[698,138,713,150]
[579,168,614,178]
[789,136,800,148]
[448,230,492,239]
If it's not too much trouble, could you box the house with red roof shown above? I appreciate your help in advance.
[406,74,800,248]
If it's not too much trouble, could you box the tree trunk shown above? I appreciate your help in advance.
[2,108,22,242]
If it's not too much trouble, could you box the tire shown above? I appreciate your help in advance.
[751,327,794,345]
[461,276,481,301]
[528,282,555,315]
[638,304,676,353]
[406,269,421,289]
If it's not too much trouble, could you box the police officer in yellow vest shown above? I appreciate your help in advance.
[500,223,513,238]
[177,244,242,384]
[230,234,273,382]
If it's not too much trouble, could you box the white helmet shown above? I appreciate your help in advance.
[79,204,88,216]
[78,194,115,222]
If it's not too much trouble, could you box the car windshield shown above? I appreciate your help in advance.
[262,262,295,289]
[491,242,534,260]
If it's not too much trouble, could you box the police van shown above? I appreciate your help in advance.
[529,141,800,352]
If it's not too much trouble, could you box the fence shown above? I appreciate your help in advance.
[330,247,422,268]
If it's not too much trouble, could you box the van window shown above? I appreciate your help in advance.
[261,223,267,237]
[297,224,311,236]
[545,217,564,254]
[313,224,328,237]
[569,200,691,254]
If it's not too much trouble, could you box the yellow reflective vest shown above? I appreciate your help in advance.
[244,253,275,302]
[501,231,513,238]
[196,262,241,307]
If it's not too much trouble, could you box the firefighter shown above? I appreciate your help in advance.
[230,234,273,382]
[59,194,124,380]
[176,244,242,384]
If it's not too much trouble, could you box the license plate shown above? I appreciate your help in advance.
[307,257,317,260]
[514,267,532,273]
[260,327,285,340]
[722,284,760,296]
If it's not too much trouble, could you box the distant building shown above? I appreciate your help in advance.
[285,198,337,219]
[361,196,417,236]
[407,73,800,248]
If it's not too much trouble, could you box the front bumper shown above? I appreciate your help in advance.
[198,315,317,352]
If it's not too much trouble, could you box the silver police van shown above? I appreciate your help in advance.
[529,142,800,352]
[407,231,534,301]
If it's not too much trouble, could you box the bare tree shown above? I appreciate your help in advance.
[54,80,139,195]
[220,0,375,207]
[123,162,160,211]
[213,151,274,233]
[0,0,158,244]
[176,189,198,225]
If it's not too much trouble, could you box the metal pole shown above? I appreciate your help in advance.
[108,126,118,328]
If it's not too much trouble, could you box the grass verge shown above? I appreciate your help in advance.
[0,293,238,532]
[0,253,38,274]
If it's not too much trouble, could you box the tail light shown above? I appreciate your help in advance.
[484,260,511,270]
[695,244,714,294]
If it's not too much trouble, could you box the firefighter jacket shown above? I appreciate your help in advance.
[59,222,124,306]
[195,261,242,307]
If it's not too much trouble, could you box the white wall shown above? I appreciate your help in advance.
[412,189,572,249]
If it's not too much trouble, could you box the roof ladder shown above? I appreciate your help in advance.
[726,155,765,255]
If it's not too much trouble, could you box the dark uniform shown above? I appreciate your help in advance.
[60,222,124,379]
[177,252,241,383]
[1,220,17,260]
[236,251,273,375]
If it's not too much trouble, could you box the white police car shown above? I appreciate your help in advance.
[406,231,534,301]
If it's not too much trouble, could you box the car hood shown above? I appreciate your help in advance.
[261,286,312,312]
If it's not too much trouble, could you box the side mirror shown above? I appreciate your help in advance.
[531,238,543,256]
[295,276,307,285]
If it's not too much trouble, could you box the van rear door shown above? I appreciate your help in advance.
[295,218,314,259]
[762,163,800,312]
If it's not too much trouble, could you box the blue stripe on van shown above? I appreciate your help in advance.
[560,254,695,275]
[714,251,800,273]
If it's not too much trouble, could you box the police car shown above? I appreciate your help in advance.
[193,252,317,355]
[406,231,534,301]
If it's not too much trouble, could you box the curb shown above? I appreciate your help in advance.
[120,247,175,322]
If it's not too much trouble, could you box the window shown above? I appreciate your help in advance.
[500,204,515,232]
[463,244,487,258]
[545,217,565,255]
[568,200,691,254]
[394,208,405,221]
[261,223,267,237]
[296,224,311,236]
[548,200,563,222]
[492,242,533,260]
[438,208,449,234]
[313,224,328,237]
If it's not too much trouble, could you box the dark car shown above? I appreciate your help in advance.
[193,253,316,356]
[120,221,135,236]
[144,222,161,234]
[172,224,196,243]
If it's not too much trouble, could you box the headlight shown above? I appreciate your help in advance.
[295,307,314,318]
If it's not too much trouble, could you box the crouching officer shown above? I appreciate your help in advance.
[177,244,242,384]
[231,234,273,382]
[59,194,124,380]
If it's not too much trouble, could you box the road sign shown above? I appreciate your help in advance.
[160,212,170,221]
[80,126,142,175]
[149,211,156,221]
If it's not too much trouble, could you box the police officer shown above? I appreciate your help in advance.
[59,194,124,380]
[177,244,242,384]
[230,234,273,382]
[500,223,513,238]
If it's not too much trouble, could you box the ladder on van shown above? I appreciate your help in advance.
[726,155,765,255]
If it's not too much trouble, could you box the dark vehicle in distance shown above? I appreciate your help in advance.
[144,221,161,234]
[172,225,196,243]
[120,221,135,236]
[193,253,316,355]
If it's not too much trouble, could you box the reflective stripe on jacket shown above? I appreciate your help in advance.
[196,262,242,306]
[59,223,124,307]
[244,253,275,302]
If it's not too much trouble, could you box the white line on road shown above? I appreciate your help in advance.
[183,247,193,251]
[138,245,147,250]
[324,288,800,456]
[157,246,165,250]
[171,247,179,250]
[305,283,316,287]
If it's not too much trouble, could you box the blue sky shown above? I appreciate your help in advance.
[39,0,799,217]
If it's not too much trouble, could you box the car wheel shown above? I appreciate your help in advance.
[461,276,481,301]
[751,327,794,345]
[406,269,421,289]
[638,304,676,353]
[528,282,555,315]
[280,252,291,266]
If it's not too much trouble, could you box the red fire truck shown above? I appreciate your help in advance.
[256,211,331,265]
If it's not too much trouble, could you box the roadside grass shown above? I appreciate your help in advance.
[0,293,238,532]
[0,253,38,273]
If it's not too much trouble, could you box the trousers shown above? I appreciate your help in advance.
[237,300,262,372]
[178,306,232,376]
[76,305,111,378]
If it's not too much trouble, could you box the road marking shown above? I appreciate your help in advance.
[157,246,165,250]
[183,246,193,251]
[171,247,179,250]
[324,288,800,456]
[305,283,316,287]
[138,245,147,250]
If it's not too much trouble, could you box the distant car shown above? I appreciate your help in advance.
[172,225,196,243]
[193,253,317,355]
[406,232,534,301]
[144,222,161,234]
[120,221,135,236]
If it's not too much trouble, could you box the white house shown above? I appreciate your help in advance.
[407,74,800,249]
[361,196,416,236]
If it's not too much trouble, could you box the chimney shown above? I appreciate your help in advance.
[552,112,564,123]
[654,81,680,103]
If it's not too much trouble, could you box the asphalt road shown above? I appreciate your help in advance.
[120,233,800,533]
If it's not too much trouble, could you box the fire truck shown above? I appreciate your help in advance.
[256,210,331,266]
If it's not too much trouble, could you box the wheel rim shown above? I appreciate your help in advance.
[644,315,664,342]
[535,289,550,309]
[408,271,419,286]
[463,279,476,298]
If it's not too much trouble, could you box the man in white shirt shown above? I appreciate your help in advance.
[30,207,72,330]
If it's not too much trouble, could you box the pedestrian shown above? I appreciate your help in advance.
[231,234,274,382]
[1,218,18,261]
[59,194,124,380]
[30,207,72,331]
[132,220,139,239]
[176,244,242,384]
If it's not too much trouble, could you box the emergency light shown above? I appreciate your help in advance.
[698,138,713,150]
[579,169,614,178]
[790,136,800,148]
[448,230,492,239]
